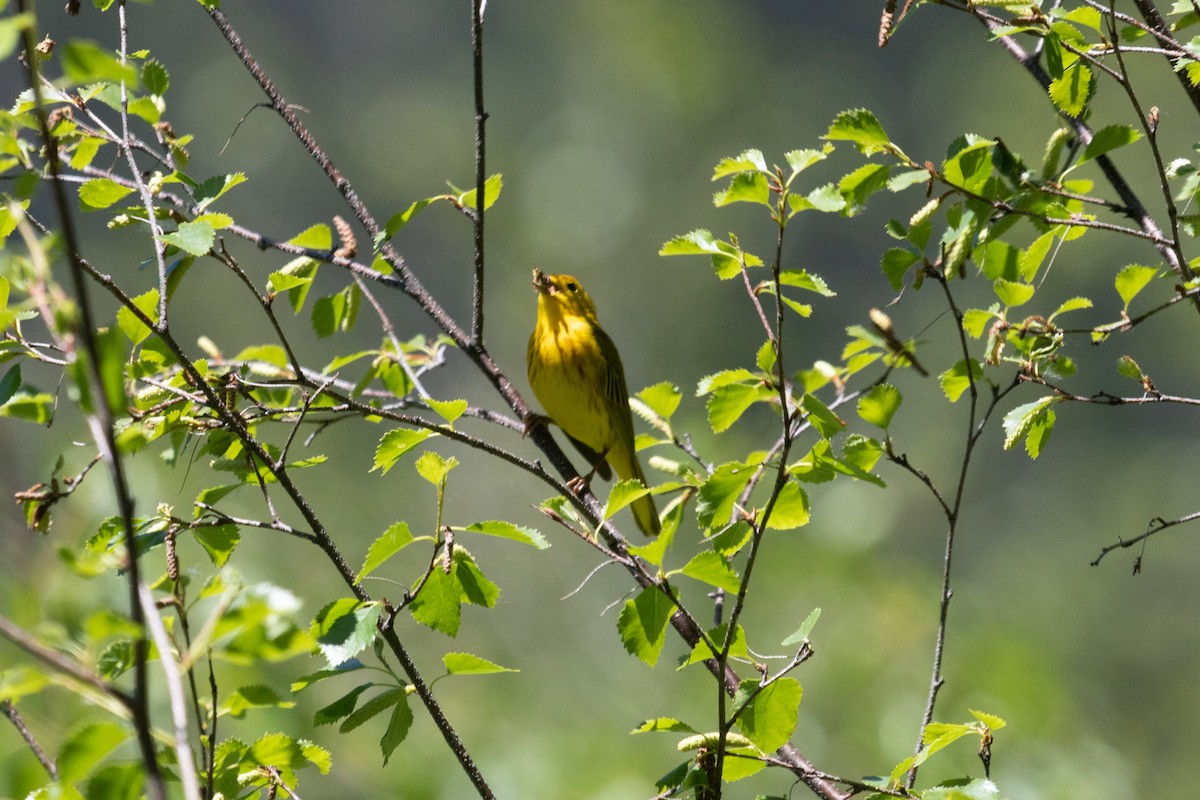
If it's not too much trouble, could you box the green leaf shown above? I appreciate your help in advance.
[1002,396,1058,459]
[1048,295,1093,322]
[781,607,821,646]
[713,171,771,207]
[1079,124,1140,165]
[193,523,240,567]
[712,149,768,178]
[1115,264,1158,309]
[1116,354,1144,381]
[221,684,294,718]
[311,284,360,338]
[735,677,802,752]
[85,763,144,800]
[800,394,844,439]
[697,461,755,529]
[250,732,306,770]
[778,269,835,296]
[637,381,682,419]
[356,522,415,583]
[993,278,1035,307]
[380,693,414,765]
[618,587,674,667]
[382,196,440,239]
[312,685,369,727]
[824,108,891,155]
[456,173,503,212]
[427,397,468,424]
[159,220,215,257]
[939,359,984,402]
[784,145,833,177]
[857,383,902,428]
[659,228,754,279]
[443,652,519,675]
[373,428,437,473]
[881,247,920,290]
[194,172,247,211]
[678,623,749,669]
[706,382,771,433]
[765,480,809,530]
[632,717,699,734]
[463,520,549,549]
[58,722,129,783]
[79,178,134,210]
[336,687,404,733]
[838,162,891,214]
[116,289,160,345]
[677,550,741,593]
[62,40,138,86]
[0,364,21,407]
[311,599,382,667]
[804,183,846,213]
[602,478,652,524]
[415,451,457,487]
[409,568,462,636]
[1048,63,1093,117]
[962,307,997,338]
[141,58,169,95]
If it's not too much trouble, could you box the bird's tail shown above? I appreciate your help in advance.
[611,444,660,537]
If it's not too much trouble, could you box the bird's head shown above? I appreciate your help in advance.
[532,268,598,322]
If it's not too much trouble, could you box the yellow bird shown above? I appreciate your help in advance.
[527,269,660,536]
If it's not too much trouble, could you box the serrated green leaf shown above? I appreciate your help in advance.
[800,394,844,439]
[380,694,414,765]
[1115,264,1158,309]
[443,652,519,675]
[313,684,371,727]
[824,109,891,155]
[765,480,809,530]
[603,478,651,522]
[356,522,416,583]
[193,523,240,567]
[784,145,832,177]
[415,451,457,487]
[311,599,381,667]
[993,278,1035,307]
[312,284,360,338]
[141,58,169,95]
[805,183,846,213]
[373,428,436,473]
[677,549,741,593]
[427,397,468,424]
[0,365,20,407]
[1079,124,1140,165]
[707,382,770,433]
[778,269,835,297]
[159,220,214,257]
[857,383,902,428]
[1002,396,1057,459]
[714,171,771,207]
[1049,63,1093,117]
[939,359,984,402]
[697,461,755,529]
[456,173,503,213]
[712,149,768,178]
[114,289,159,345]
[463,520,549,549]
[618,587,673,666]
[194,172,247,212]
[636,381,681,420]
[1049,296,1092,322]
[735,677,801,752]
[678,623,749,669]
[838,162,892,214]
[409,569,461,636]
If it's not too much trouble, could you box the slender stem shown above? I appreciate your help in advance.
[16,6,164,796]
[470,0,487,345]
[2,700,58,779]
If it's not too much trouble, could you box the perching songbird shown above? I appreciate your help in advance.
[526,269,660,536]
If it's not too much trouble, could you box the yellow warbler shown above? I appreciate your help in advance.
[526,269,661,536]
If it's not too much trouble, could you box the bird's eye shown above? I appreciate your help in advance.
[566,282,578,292]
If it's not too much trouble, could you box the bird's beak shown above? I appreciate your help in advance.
[531,268,550,294]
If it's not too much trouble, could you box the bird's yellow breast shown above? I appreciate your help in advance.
[527,313,616,454]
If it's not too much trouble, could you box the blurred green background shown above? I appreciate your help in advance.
[2,2,1198,798]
